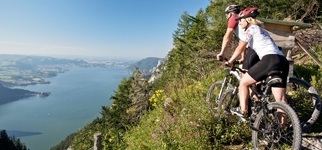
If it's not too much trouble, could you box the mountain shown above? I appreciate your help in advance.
[0,130,28,150]
[50,0,322,149]
[0,54,88,68]
[126,57,163,74]
[0,83,43,105]
[0,54,136,105]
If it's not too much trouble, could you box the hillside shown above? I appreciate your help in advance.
[0,130,28,150]
[126,57,163,74]
[0,83,48,105]
[0,54,135,105]
[51,0,322,149]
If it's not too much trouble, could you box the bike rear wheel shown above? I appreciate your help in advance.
[252,102,302,150]
[206,80,233,116]
[287,77,321,131]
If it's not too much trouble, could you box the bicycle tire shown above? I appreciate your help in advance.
[287,77,321,130]
[252,102,302,150]
[217,89,239,119]
[206,80,233,115]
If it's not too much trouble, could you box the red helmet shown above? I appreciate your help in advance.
[224,5,240,14]
[235,8,259,20]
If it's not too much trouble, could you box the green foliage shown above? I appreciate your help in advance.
[124,77,252,149]
[292,44,322,132]
[50,133,76,150]
[57,67,152,150]
[235,0,321,23]
[149,89,167,107]
[295,44,322,89]
[0,130,28,150]
[52,0,322,149]
[166,9,211,81]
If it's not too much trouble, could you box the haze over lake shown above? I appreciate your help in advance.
[0,66,130,150]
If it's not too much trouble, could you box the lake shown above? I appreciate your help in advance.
[0,66,130,150]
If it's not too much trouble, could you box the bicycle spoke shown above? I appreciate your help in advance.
[218,89,239,119]
[206,80,235,116]
[252,102,301,150]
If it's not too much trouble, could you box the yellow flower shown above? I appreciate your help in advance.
[149,89,167,107]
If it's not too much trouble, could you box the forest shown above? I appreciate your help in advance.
[49,0,322,149]
[0,130,28,150]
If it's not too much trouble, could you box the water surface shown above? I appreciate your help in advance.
[0,66,129,150]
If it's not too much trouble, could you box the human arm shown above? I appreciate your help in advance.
[239,49,245,63]
[227,40,248,64]
[217,28,235,60]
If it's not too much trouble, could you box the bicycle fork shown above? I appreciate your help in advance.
[248,85,274,134]
[249,100,272,134]
[223,82,239,112]
[217,75,233,103]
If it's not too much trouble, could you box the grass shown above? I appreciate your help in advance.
[124,71,253,149]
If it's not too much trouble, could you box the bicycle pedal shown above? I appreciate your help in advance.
[237,117,249,124]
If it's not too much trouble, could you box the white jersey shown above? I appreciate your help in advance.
[234,24,246,41]
[229,14,247,42]
[242,25,283,59]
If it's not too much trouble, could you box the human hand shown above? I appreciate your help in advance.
[216,53,223,61]
[224,60,231,66]
[236,59,243,64]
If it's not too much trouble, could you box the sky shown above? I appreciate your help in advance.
[0,0,210,59]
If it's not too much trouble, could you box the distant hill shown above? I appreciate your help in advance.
[0,54,133,104]
[0,83,39,105]
[126,57,163,74]
[0,54,88,69]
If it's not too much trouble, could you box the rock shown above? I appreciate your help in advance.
[302,133,322,150]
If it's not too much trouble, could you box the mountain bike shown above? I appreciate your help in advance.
[211,60,302,149]
[206,60,321,131]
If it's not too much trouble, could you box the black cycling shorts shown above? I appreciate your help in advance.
[248,54,289,88]
[242,48,260,70]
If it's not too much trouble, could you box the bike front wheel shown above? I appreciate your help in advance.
[217,89,239,119]
[206,80,233,116]
[252,102,302,150]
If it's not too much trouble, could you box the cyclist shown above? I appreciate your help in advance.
[226,8,289,118]
[217,4,260,71]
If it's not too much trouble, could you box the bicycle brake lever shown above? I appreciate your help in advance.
[224,63,235,71]
[230,65,236,71]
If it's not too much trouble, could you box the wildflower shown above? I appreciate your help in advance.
[149,89,167,107]
[109,136,115,142]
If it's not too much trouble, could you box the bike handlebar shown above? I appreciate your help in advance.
[218,56,247,74]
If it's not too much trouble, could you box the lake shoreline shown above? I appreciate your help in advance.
[0,66,130,150]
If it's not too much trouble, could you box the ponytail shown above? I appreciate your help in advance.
[247,17,264,28]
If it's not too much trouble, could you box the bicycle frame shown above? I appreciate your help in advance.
[218,70,240,101]
[212,60,302,149]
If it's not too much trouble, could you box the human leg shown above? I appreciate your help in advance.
[272,87,288,125]
[238,73,257,114]
[271,56,289,125]
[272,87,287,103]
[242,48,261,101]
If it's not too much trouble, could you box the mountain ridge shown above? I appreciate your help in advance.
[126,57,163,74]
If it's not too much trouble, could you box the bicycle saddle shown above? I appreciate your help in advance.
[266,71,283,87]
